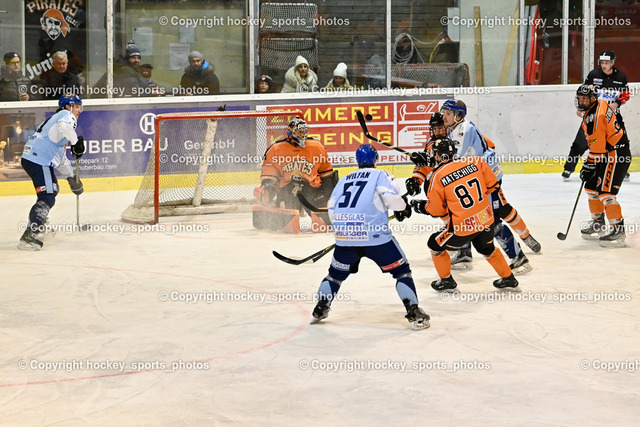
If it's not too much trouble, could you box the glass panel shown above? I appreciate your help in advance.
[594,0,640,83]
[525,0,583,85]
[256,0,387,93]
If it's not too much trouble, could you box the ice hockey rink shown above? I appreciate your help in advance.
[1,172,639,426]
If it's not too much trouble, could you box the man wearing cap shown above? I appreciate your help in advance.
[281,55,318,93]
[0,52,36,101]
[113,41,155,96]
[562,50,631,181]
[179,51,220,96]
[323,62,353,91]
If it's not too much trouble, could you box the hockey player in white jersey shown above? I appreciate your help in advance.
[18,93,85,250]
[440,99,540,273]
[310,144,429,330]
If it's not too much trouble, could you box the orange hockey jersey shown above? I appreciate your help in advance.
[261,138,333,188]
[425,157,499,236]
[581,98,626,163]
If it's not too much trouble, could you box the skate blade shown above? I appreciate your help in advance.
[495,285,522,293]
[411,320,430,330]
[598,239,627,248]
[451,262,473,271]
[581,233,605,241]
[433,287,460,294]
[511,263,533,275]
[309,316,327,325]
[17,241,42,251]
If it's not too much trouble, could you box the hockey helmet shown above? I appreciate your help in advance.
[429,112,447,137]
[575,84,597,111]
[355,144,378,167]
[599,50,616,64]
[286,117,309,147]
[59,93,82,110]
[440,99,467,119]
[431,138,457,163]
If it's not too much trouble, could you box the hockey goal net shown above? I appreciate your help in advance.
[121,109,302,224]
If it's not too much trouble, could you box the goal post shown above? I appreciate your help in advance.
[121,109,303,224]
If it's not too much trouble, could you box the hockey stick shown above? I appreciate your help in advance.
[75,158,90,232]
[273,215,397,265]
[356,110,410,155]
[297,193,327,213]
[557,181,585,241]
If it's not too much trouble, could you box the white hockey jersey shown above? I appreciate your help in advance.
[448,119,503,181]
[21,109,80,177]
[328,168,406,247]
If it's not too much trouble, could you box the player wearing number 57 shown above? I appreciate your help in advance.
[310,144,429,331]
[18,94,85,250]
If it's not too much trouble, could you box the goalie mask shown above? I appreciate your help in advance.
[286,117,309,147]
[575,84,597,111]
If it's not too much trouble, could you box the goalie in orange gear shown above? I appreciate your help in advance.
[253,117,337,231]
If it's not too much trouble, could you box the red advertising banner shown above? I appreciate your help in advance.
[264,100,444,165]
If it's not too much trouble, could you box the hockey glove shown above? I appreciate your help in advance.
[410,199,429,215]
[254,180,277,205]
[410,151,434,167]
[405,177,422,196]
[580,162,596,182]
[67,176,84,195]
[394,196,412,222]
[71,136,85,159]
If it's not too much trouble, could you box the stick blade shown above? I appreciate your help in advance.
[356,110,367,129]
[272,250,311,265]
[557,232,567,241]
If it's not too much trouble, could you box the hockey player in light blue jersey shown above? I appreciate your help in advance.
[310,144,429,330]
[441,99,540,273]
[18,93,85,250]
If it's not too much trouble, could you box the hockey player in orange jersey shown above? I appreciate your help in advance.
[404,112,447,196]
[575,84,631,247]
[410,138,519,292]
[253,117,337,231]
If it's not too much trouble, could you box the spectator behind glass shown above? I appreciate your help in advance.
[281,55,318,93]
[112,41,160,97]
[179,51,220,96]
[0,52,37,101]
[38,51,82,99]
[324,62,353,91]
[140,64,155,85]
[255,75,273,93]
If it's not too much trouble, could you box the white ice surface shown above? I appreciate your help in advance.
[1,173,640,426]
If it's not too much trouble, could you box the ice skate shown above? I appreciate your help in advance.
[450,248,473,270]
[581,216,606,240]
[598,221,626,248]
[403,299,430,330]
[310,297,331,324]
[624,172,630,182]
[509,251,532,274]
[17,229,43,251]
[431,275,458,293]
[493,274,520,291]
[561,170,572,181]
[522,234,541,253]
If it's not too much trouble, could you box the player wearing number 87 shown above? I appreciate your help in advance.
[310,144,430,330]
[410,138,519,292]
[18,93,85,250]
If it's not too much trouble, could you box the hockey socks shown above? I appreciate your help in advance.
[485,248,512,279]
[431,249,451,279]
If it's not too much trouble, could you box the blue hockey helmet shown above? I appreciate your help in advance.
[59,93,82,110]
[355,144,378,167]
[440,99,467,119]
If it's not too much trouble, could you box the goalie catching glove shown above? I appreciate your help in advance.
[580,161,597,182]
[71,136,84,159]
[254,178,277,205]
[67,176,84,195]
[394,196,412,222]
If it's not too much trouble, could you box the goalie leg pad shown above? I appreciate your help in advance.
[252,205,300,232]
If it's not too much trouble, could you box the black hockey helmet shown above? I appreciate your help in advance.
[429,112,445,128]
[431,137,457,163]
[575,84,597,111]
[599,50,616,64]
